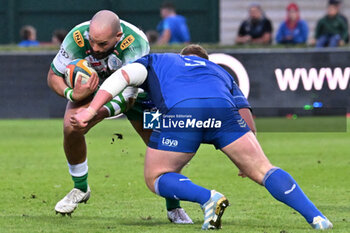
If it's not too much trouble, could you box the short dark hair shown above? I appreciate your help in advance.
[161,2,176,11]
[52,29,68,43]
[329,0,341,5]
[180,44,209,60]
[20,25,36,40]
[146,30,158,44]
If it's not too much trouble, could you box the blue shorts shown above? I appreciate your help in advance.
[148,98,250,153]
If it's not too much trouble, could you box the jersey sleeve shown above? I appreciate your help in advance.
[339,17,348,41]
[295,20,308,43]
[232,82,251,109]
[238,21,247,36]
[51,45,74,77]
[51,23,89,77]
[275,23,285,43]
[134,54,151,68]
[118,20,150,65]
[264,19,273,33]
[162,18,171,30]
[122,40,150,65]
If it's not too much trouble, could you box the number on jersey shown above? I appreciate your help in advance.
[184,57,206,67]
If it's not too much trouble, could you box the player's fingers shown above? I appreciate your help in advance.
[91,73,99,90]
[70,114,78,122]
[91,72,99,83]
[75,75,82,88]
[91,72,98,80]
[70,118,86,130]
[81,121,88,128]
[238,170,247,178]
[90,79,98,90]
[70,117,77,126]
[88,73,96,83]
[87,73,98,90]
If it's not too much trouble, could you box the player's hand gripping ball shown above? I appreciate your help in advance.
[64,59,97,88]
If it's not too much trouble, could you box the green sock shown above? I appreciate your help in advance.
[72,173,88,192]
[166,198,181,211]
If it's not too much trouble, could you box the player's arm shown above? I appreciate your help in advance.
[47,66,99,102]
[234,85,256,179]
[232,80,257,180]
[158,29,171,44]
[47,67,69,98]
[231,80,256,134]
[48,29,99,102]
[235,22,252,44]
[251,20,272,44]
[237,107,256,178]
[251,32,271,44]
[103,33,150,117]
[238,108,256,135]
[48,43,99,102]
[157,19,171,45]
[71,62,148,127]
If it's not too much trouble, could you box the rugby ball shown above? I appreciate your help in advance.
[64,59,97,88]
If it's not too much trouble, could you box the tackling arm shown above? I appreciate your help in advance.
[237,107,256,178]
[71,62,148,127]
[238,108,256,135]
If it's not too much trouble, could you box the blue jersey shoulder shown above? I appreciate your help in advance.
[135,53,250,112]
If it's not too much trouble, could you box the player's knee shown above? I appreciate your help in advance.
[144,177,156,193]
[248,163,274,185]
[63,122,86,136]
[144,172,157,193]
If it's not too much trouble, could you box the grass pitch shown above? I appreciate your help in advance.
[0,118,349,232]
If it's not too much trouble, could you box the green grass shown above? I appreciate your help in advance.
[0,118,349,232]
[255,116,347,132]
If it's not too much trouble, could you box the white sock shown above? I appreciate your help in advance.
[68,159,88,177]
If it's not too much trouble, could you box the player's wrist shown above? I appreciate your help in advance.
[64,87,75,102]
[86,106,97,117]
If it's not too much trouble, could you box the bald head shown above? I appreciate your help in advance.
[90,10,121,37]
[89,10,123,59]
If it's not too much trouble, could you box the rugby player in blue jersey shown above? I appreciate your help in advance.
[71,45,333,230]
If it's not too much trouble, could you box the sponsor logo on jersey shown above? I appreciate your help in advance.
[90,61,102,67]
[59,46,69,58]
[237,118,247,128]
[120,35,135,50]
[108,54,123,71]
[162,137,178,147]
[73,30,85,47]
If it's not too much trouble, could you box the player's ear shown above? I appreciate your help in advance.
[116,31,123,39]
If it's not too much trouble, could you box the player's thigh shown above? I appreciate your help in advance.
[129,120,152,145]
[220,131,273,184]
[63,96,97,134]
[124,92,154,144]
[144,147,194,192]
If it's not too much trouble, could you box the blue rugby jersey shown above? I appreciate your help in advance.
[135,53,250,113]
[157,15,190,44]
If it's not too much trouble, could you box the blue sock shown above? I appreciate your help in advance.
[155,172,211,206]
[263,168,325,223]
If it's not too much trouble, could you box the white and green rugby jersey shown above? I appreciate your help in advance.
[51,19,150,80]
